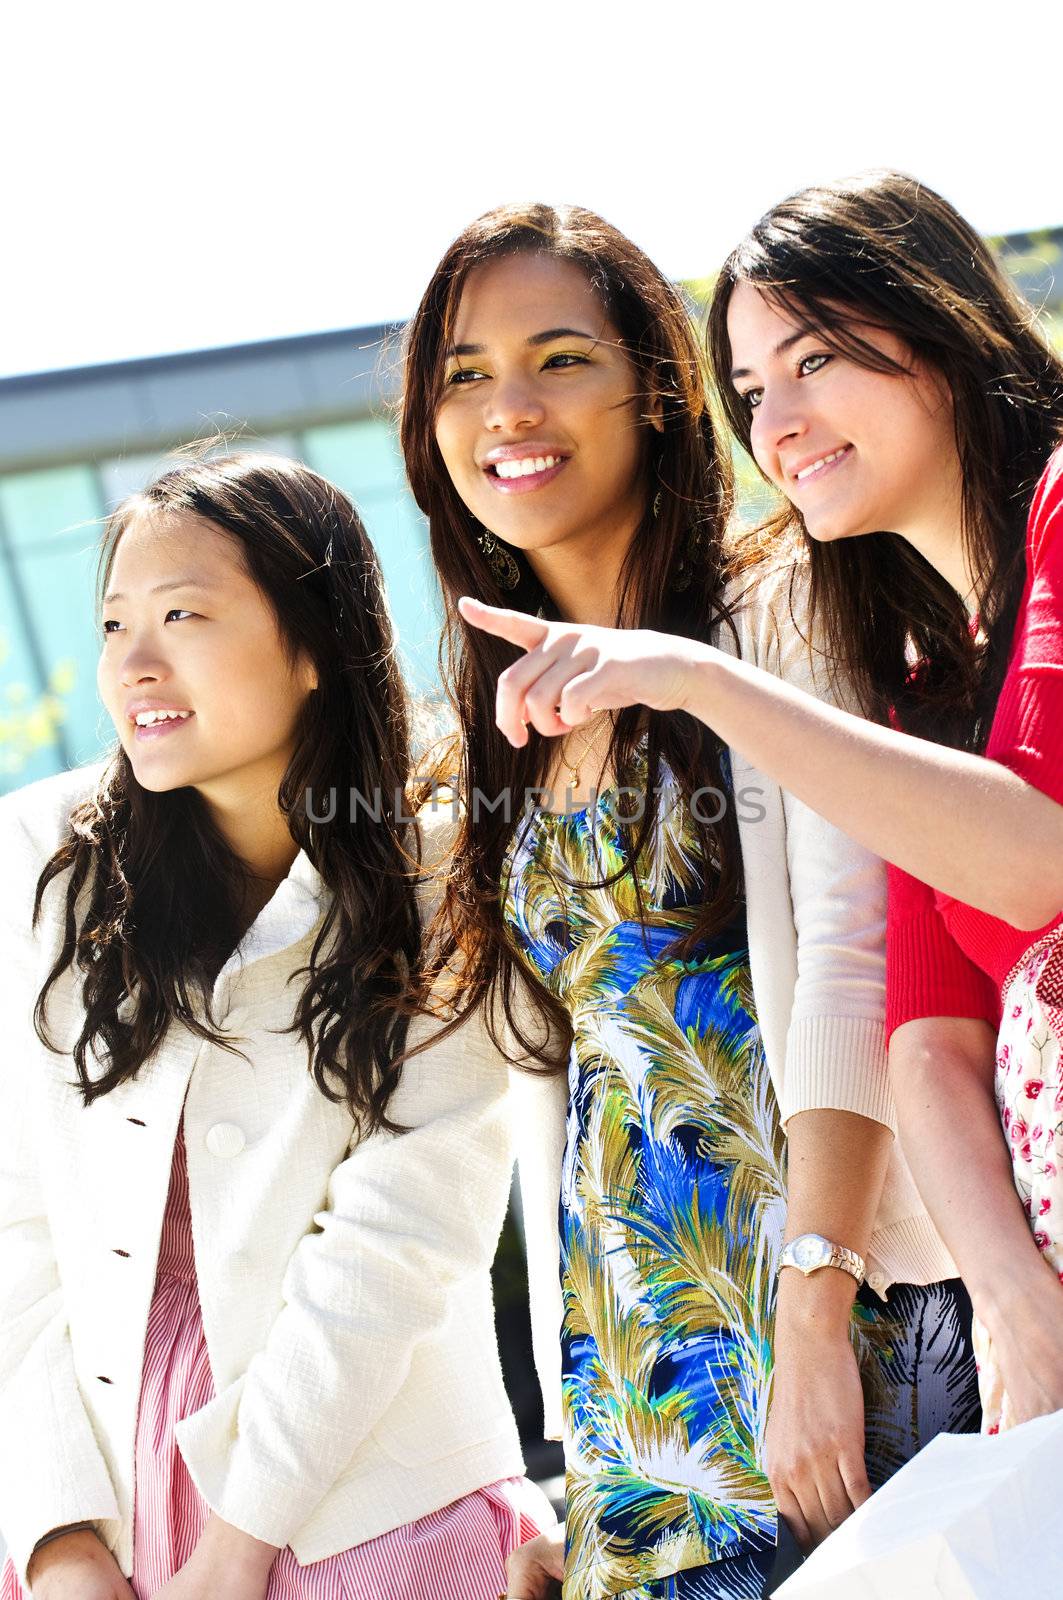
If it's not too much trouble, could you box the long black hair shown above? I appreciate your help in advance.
[707,170,1063,748]
[400,202,739,1070]
[35,451,422,1130]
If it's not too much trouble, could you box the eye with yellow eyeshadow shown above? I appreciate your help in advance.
[541,351,591,370]
[445,364,489,387]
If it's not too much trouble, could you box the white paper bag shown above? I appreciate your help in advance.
[772,1408,1063,1598]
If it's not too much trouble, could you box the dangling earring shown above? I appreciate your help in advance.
[475,524,521,591]
[652,490,663,520]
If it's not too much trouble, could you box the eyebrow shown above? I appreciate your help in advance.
[730,328,816,383]
[446,326,599,358]
[102,578,214,606]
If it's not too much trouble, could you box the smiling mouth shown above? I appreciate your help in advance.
[485,454,568,493]
[792,446,853,484]
[132,709,195,741]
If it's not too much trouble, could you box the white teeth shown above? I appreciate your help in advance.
[494,454,561,480]
[135,709,191,726]
[796,447,849,481]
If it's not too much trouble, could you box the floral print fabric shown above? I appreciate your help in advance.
[501,766,979,1600]
[977,937,1063,1434]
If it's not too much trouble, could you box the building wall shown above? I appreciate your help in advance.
[2,225,1061,792]
[0,328,443,792]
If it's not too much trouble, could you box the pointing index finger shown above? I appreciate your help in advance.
[457,595,550,653]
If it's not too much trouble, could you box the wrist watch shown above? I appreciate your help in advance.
[780,1232,866,1286]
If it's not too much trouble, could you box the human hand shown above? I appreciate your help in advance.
[26,1527,136,1598]
[981,1273,1063,1426]
[149,1514,277,1600]
[456,597,712,743]
[502,1520,564,1598]
[765,1326,871,1551]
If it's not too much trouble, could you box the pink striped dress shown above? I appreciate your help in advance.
[2,1126,552,1600]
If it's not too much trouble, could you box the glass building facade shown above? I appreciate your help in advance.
[1,226,1060,794]
[0,334,442,792]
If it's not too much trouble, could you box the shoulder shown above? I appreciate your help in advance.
[0,763,108,965]
[723,543,810,640]
[413,796,460,871]
[723,551,872,720]
[722,551,842,692]
[410,795,463,930]
[0,762,109,879]
[1028,442,1063,563]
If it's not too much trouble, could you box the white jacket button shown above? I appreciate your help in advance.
[205,1122,246,1158]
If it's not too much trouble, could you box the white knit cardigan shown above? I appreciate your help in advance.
[0,770,524,1584]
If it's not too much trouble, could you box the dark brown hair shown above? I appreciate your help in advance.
[706,169,1063,747]
[35,452,422,1129]
[400,202,739,1070]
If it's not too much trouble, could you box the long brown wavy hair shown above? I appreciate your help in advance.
[34,452,422,1129]
[707,170,1063,748]
[400,202,739,1070]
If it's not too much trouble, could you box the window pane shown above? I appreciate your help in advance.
[301,421,442,692]
[0,466,108,788]
[99,435,300,510]
[0,558,67,790]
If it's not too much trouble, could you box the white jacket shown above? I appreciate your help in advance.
[0,768,523,1584]
[513,564,957,1439]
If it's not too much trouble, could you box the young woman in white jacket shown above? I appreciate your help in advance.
[0,452,552,1600]
[398,204,980,1600]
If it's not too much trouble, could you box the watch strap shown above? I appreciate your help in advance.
[781,1234,866,1286]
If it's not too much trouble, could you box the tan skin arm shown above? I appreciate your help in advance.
[889,1016,1063,1421]
[768,1110,892,1549]
[26,1517,277,1600]
[26,1527,136,1598]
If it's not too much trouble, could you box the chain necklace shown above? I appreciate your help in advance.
[558,711,612,789]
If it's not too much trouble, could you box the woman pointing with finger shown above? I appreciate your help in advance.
[400,203,979,1600]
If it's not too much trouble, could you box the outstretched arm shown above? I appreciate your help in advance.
[457,596,1063,931]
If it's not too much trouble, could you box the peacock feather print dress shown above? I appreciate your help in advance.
[502,759,785,1599]
[501,757,980,1600]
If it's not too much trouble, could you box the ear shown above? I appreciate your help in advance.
[298,653,319,695]
[646,390,666,434]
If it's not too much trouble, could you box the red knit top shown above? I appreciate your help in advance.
[886,445,1063,1038]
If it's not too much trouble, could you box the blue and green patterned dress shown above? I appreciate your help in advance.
[501,761,979,1600]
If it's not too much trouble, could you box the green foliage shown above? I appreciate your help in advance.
[0,636,76,777]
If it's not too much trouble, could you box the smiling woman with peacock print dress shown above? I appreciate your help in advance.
[502,759,977,1600]
[398,201,981,1600]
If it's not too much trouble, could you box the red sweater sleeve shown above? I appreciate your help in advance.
[885,862,999,1038]
[985,446,1063,802]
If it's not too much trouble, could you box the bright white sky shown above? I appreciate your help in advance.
[6,1,1061,380]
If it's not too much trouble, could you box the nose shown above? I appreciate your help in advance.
[751,384,806,462]
[482,371,546,433]
[118,643,168,688]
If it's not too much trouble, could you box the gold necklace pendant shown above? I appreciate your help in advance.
[559,713,610,790]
